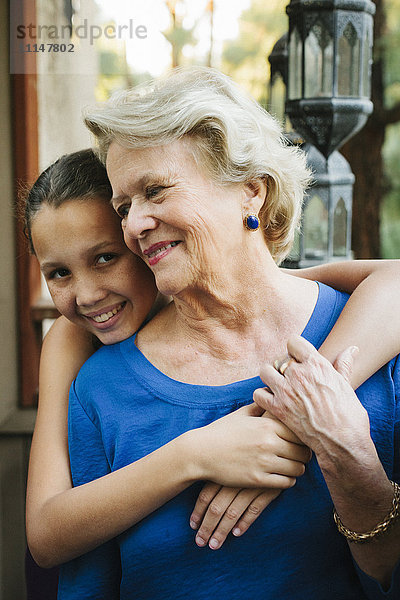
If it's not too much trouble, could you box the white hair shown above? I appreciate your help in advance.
[84,66,311,263]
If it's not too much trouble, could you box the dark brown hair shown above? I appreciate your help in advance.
[24,149,112,253]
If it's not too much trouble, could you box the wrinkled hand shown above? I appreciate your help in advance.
[253,336,371,463]
[190,482,281,550]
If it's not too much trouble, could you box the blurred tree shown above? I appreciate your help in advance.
[163,0,197,67]
[381,130,400,257]
[221,0,287,106]
[95,24,152,101]
[206,0,214,67]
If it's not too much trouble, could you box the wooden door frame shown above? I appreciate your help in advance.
[12,0,42,407]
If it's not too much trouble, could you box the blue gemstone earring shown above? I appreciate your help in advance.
[244,214,260,231]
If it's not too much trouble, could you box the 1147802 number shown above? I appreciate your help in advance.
[24,43,74,52]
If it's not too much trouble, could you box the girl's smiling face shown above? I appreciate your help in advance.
[31,196,157,345]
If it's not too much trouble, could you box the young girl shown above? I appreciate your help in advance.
[25,149,400,574]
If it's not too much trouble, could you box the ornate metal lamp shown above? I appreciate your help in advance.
[268,33,288,125]
[284,145,355,267]
[285,0,375,158]
[272,0,375,267]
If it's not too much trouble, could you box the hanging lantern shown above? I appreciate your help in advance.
[285,0,375,158]
[285,145,355,267]
[268,33,288,125]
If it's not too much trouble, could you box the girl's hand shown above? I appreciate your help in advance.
[190,408,310,549]
[190,482,281,549]
[188,404,311,490]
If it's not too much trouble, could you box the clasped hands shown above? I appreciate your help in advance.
[190,336,361,550]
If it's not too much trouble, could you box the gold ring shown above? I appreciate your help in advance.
[273,356,295,376]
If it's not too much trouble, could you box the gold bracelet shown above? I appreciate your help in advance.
[333,481,400,544]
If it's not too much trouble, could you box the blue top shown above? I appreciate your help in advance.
[58,283,400,599]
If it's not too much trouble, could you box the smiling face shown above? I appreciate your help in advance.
[107,138,260,298]
[31,197,157,344]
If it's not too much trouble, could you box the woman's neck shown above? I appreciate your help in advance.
[173,257,281,334]
[136,248,319,384]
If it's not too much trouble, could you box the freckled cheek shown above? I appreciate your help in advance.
[108,260,146,305]
[47,286,75,319]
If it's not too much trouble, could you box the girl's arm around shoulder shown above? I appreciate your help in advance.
[286,259,400,388]
[41,315,98,373]
[26,317,97,567]
[27,320,289,567]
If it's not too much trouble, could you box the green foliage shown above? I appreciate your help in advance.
[223,43,258,64]
[96,51,153,101]
[162,0,198,67]
[163,24,196,49]
[383,0,400,107]
[381,0,400,256]
[382,122,400,257]
[221,0,287,104]
[99,51,125,76]
[384,2,400,80]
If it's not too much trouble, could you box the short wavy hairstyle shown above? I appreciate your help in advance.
[84,67,311,264]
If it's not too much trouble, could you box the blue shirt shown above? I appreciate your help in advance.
[58,283,400,599]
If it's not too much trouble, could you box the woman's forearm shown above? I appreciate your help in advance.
[318,446,400,587]
[289,260,400,388]
[255,336,400,588]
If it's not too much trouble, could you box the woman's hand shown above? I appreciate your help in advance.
[254,335,400,587]
[253,337,372,463]
[190,482,281,549]
[188,403,311,489]
[188,341,360,550]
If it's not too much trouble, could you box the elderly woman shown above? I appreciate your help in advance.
[58,68,399,599]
